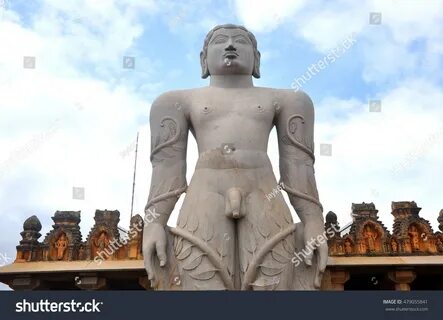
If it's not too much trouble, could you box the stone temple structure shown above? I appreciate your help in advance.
[1,201,442,290]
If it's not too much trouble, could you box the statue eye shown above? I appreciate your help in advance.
[213,37,227,44]
[235,38,247,44]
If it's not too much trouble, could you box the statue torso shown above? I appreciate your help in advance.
[187,87,277,153]
[179,87,293,170]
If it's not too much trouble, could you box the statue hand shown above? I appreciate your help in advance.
[143,223,167,287]
[303,219,328,289]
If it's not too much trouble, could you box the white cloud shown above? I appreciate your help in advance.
[234,0,308,32]
[235,0,443,85]
[0,0,159,249]
[313,79,443,230]
[231,0,443,230]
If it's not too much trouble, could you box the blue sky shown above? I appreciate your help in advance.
[0,0,443,289]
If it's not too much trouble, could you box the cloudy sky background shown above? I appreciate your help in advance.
[0,0,442,289]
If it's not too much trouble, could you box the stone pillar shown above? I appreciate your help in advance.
[388,269,416,291]
[329,269,350,291]
[10,276,46,290]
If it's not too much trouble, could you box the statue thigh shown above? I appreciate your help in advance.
[173,177,297,290]
[174,186,236,290]
[237,189,296,290]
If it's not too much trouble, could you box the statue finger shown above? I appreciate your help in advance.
[313,244,328,289]
[155,240,167,267]
[317,242,328,273]
[314,267,323,289]
[303,247,314,266]
[144,246,154,280]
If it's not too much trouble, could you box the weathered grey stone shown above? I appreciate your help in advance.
[143,24,327,290]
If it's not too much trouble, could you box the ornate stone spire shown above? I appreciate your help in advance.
[391,201,437,254]
[85,209,121,260]
[20,215,42,244]
[351,202,379,220]
[16,215,42,262]
[43,211,82,261]
[391,201,421,219]
[325,211,340,238]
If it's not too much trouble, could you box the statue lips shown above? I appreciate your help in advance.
[223,52,238,67]
[223,52,238,59]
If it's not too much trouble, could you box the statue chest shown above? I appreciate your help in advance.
[189,96,277,130]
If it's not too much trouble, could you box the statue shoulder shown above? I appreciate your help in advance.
[278,89,314,116]
[152,90,189,108]
[150,89,193,118]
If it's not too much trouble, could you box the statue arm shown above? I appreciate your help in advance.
[275,90,327,288]
[275,91,323,226]
[145,91,189,227]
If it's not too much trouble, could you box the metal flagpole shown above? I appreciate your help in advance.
[130,132,139,220]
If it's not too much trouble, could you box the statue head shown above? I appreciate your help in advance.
[200,24,261,79]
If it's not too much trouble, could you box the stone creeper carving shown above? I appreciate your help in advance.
[150,224,319,290]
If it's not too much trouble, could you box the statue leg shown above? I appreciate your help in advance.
[160,169,319,290]
[237,186,297,290]
[173,183,236,290]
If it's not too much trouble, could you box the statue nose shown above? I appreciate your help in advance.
[225,44,236,52]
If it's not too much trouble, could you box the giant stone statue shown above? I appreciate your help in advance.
[143,24,327,290]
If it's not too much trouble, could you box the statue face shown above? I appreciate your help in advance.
[206,27,255,76]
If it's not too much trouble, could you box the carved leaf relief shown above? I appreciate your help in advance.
[189,269,218,281]
[182,253,205,271]
[176,243,193,260]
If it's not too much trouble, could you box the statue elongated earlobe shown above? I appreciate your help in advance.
[253,50,261,78]
[200,51,209,79]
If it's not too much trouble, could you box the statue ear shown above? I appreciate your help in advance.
[252,50,261,79]
[200,51,209,79]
